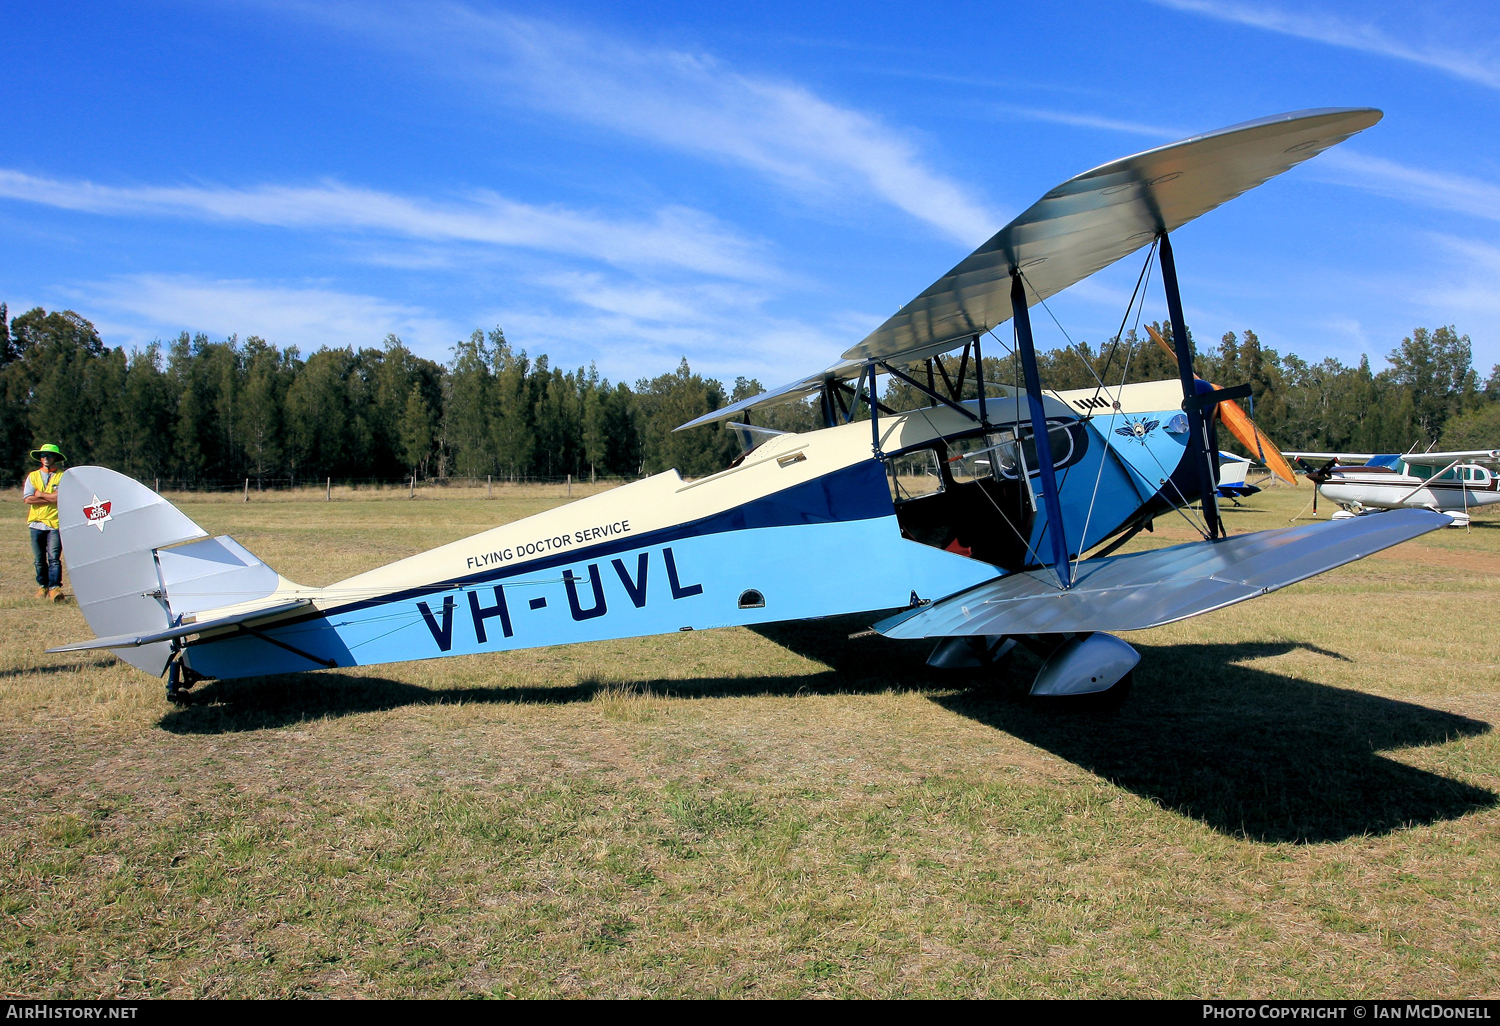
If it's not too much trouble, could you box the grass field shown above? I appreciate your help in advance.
[1,479,1497,998]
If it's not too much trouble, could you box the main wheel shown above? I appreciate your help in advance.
[1031,671,1133,713]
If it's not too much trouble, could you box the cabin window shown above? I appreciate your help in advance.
[888,449,945,503]
[947,433,1010,485]
[990,421,1084,479]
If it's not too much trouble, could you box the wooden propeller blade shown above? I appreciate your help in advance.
[1142,325,1298,485]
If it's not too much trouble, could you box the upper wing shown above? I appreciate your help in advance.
[678,108,1381,430]
[675,360,865,433]
[842,108,1380,365]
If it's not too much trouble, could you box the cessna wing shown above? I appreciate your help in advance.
[1283,451,1378,464]
[1285,450,1500,470]
[679,107,1381,431]
[1398,449,1500,470]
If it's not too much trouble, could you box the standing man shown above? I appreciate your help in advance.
[24,444,66,602]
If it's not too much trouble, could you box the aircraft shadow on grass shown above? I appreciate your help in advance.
[158,613,1494,845]
[0,656,118,678]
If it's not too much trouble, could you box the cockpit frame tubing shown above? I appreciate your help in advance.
[1010,269,1073,589]
[972,334,989,426]
[877,361,980,423]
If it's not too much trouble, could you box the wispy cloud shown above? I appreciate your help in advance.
[1153,0,1500,90]
[1314,150,1500,223]
[289,3,999,243]
[0,169,767,279]
[991,105,1182,140]
[1420,235,1500,320]
[77,275,463,354]
[72,270,855,384]
[504,272,854,383]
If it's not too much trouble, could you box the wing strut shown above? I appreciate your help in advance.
[1011,270,1073,588]
[1158,232,1223,539]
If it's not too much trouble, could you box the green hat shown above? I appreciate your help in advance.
[30,444,65,463]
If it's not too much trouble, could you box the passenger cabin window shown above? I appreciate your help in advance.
[887,449,944,503]
[989,422,1080,479]
[947,433,1007,485]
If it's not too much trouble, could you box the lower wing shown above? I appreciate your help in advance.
[874,508,1449,639]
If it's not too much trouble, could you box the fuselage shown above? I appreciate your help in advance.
[180,380,1204,679]
[1317,460,1500,513]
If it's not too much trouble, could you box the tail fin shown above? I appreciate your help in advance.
[58,467,288,675]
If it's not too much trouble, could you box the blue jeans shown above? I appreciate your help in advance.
[30,528,61,589]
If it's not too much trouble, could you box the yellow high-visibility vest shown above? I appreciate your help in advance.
[26,470,62,530]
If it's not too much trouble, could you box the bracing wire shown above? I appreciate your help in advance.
[1023,274,1110,394]
[1093,239,1160,394]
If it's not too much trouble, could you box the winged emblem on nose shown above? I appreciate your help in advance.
[1114,418,1160,443]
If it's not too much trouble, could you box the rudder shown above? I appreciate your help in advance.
[58,467,209,675]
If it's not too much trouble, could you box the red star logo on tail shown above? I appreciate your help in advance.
[83,495,113,532]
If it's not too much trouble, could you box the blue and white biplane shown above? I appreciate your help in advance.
[49,108,1453,704]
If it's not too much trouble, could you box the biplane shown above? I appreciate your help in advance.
[50,107,1454,704]
[1285,448,1500,526]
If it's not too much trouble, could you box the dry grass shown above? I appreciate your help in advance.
[0,482,1497,997]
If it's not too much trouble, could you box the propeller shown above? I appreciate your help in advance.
[1293,456,1338,483]
[1292,457,1339,515]
[1144,325,1298,485]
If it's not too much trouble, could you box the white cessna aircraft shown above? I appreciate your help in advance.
[1286,449,1500,526]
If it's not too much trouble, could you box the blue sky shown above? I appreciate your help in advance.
[2,1,1498,386]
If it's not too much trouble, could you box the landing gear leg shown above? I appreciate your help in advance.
[165,655,204,705]
[166,659,186,705]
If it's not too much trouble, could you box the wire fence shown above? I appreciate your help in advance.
[10,471,640,501]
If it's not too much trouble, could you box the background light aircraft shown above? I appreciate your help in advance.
[49,108,1453,706]
[1216,452,1260,504]
[1286,449,1500,526]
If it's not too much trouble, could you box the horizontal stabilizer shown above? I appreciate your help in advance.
[46,599,311,654]
[875,508,1449,639]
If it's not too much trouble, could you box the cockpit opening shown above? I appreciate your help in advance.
[887,420,1087,571]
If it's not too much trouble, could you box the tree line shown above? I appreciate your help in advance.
[884,322,1500,458]
[2,302,1495,488]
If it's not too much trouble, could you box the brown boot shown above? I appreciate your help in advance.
[47,588,64,603]
[35,586,47,599]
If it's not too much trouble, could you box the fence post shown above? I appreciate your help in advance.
[567,473,571,497]
[326,477,331,501]
[487,475,492,499]
[591,465,595,486]
[244,478,249,503]
[409,473,415,500]
[154,477,159,493]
